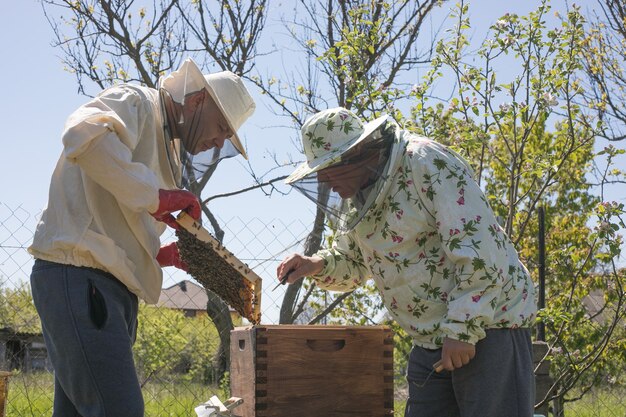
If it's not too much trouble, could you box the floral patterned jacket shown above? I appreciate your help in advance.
[312,131,537,348]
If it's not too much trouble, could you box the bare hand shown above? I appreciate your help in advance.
[440,337,475,371]
[276,253,324,285]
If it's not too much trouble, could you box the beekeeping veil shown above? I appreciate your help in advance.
[286,108,400,233]
[158,58,256,188]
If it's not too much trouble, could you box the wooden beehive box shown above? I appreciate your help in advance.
[230,325,394,417]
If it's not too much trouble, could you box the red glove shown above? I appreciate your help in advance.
[150,189,201,229]
[156,242,188,272]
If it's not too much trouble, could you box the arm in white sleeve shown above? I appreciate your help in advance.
[62,86,160,212]
[70,131,160,213]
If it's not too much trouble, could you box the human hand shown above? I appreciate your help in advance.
[440,337,476,371]
[276,254,324,286]
[150,189,201,229]
[156,242,188,272]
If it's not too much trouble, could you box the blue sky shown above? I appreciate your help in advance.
[2,1,624,305]
[1,0,582,213]
[0,1,301,217]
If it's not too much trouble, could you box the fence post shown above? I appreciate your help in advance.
[533,206,554,416]
[0,371,12,417]
[537,206,546,341]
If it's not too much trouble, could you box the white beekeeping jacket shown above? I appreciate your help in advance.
[29,83,177,304]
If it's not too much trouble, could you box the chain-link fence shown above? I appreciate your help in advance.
[1,202,625,416]
[0,202,314,416]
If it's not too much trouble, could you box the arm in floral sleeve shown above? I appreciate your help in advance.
[311,231,371,292]
[411,141,509,344]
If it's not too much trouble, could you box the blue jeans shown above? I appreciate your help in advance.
[31,260,143,417]
[404,329,535,417]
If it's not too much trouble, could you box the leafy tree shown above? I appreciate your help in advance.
[134,304,189,381]
[406,0,625,408]
[0,283,41,334]
[134,304,221,384]
[584,0,626,143]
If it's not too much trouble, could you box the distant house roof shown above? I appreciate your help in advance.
[0,327,42,338]
[582,289,606,323]
[157,280,235,312]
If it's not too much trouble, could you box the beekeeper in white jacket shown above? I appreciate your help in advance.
[28,58,255,417]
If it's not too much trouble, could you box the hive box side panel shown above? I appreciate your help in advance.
[256,325,394,417]
[230,327,257,417]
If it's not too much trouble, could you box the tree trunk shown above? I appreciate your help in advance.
[205,289,234,382]
[279,194,328,324]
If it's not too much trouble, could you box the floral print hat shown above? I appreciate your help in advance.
[286,107,398,232]
[285,107,389,184]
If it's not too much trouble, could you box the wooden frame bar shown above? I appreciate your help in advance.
[176,212,263,323]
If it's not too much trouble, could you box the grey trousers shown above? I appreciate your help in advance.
[405,329,535,417]
[30,260,143,417]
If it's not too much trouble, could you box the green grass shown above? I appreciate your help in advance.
[395,400,407,416]
[564,387,626,417]
[5,372,219,417]
[6,372,54,417]
[4,373,625,416]
[143,378,221,417]
[5,372,408,416]
[393,384,626,417]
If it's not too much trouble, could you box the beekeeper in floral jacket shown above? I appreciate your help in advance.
[277,107,537,417]
[28,58,255,417]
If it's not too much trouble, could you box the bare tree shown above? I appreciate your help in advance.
[40,0,268,381]
[254,0,443,122]
[252,0,447,323]
[40,0,447,375]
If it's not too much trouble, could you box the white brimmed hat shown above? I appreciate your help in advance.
[285,107,389,184]
[158,58,256,159]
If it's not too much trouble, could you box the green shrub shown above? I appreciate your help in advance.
[134,305,220,384]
